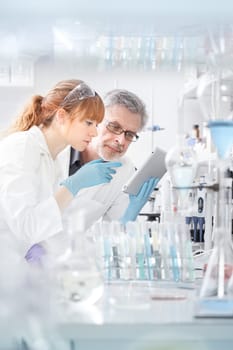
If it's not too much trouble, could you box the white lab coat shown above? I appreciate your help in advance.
[57,146,136,228]
[0,126,63,256]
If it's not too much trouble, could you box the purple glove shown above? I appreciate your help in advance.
[25,243,46,265]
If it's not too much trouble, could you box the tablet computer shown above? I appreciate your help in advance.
[122,146,167,195]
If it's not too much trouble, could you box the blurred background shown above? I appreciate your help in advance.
[1,0,233,166]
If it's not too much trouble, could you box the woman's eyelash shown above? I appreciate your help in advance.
[85,120,93,126]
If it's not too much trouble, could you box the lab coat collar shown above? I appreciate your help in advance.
[70,147,80,164]
[29,126,53,157]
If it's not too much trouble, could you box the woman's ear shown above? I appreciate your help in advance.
[56,108,69,124]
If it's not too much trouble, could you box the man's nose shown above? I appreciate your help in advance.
[114,133,126,143]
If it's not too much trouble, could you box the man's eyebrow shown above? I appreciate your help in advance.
[110,121,120,125]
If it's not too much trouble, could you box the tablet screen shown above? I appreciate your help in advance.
[122,147,167,195]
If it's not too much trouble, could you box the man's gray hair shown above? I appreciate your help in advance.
[103,89,148,130]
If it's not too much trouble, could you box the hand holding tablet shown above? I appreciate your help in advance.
[122,147,167,195]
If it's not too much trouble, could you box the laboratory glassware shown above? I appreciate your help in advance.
[207,120,233,160]
[198,71,233,299]
[165,134,198,214]
[199,129,233,297]
[54,211,104,306]
[200,227,233,298]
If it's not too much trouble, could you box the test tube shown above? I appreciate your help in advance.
[135,222,145,280]
[142,222,153,280]
[151,221,162,280]
[126,221,137,280]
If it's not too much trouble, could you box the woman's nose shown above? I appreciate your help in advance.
[91,125,98,137]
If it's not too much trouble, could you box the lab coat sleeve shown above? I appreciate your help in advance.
[1,187,62,249]
[0,134,63,251]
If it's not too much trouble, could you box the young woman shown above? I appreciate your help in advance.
[0,79,121,258]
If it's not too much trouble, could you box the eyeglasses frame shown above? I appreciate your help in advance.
[104,120,139,142]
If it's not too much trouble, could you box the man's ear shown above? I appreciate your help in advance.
[56,108,68,124]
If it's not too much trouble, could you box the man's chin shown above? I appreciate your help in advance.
[99,146,123,161]
[101,153,122,161]
[103,156,121,161]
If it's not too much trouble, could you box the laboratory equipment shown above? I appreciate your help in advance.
[207,120,233,160]
[199,141,233,297]
[196,70,233,299]
[200,227,233,298]
[163,62,233,301]
[165,134,198,214]
[54,210,104,306]
[91,220,195,283]
[0,235,69,350]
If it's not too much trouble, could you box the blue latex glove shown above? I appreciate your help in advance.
[61,159,122,196]
[121,177,159,224]
[25,243,46,265]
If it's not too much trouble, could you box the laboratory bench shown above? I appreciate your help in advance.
[57,280,233,350]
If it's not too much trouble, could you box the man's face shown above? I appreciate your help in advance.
[91,104,142,160]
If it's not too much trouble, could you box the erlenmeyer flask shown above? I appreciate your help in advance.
[199,227,233,298]
[54,211,104,306]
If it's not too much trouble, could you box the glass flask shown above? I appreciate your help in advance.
[199,227,233,298]
[54,211,104,306]
[197,70,233,123]
[165,134,197,214]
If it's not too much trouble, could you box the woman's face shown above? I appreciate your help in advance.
[62,114,98,151]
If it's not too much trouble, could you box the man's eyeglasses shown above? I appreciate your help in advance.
[61,82,96,106]
[105,120,139,142]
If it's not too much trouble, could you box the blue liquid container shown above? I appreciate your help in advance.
[207,120,233,159]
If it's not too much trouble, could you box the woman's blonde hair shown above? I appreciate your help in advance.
[8,79,104,133]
